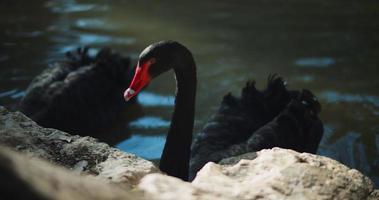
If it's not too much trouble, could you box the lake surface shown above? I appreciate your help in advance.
[0,0,378,186]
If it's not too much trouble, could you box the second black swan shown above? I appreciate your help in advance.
[124,41,324,181]
[19,47,138,135]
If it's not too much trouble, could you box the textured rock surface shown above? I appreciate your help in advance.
[139,174,228,200]
[368,190,379,200]
[0,146,144,200]
[0,106,159,188]
[138,148,377,200]
[0,107,377,199]
[191,148,375,199]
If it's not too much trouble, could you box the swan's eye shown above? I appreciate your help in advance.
[137,58,156,69]
[148,58,156,65]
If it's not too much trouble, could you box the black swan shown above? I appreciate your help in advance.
[19,47,139,135]
[124,41,324,181]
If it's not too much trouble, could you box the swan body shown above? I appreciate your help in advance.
[189,80,323,180]
[20,47,137,135]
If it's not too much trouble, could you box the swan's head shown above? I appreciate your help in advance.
[124,40,194,101]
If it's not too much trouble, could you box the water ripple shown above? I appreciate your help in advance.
[78,33,136,45]
[129,116,170,129]
[116,135,165,160]
[320,91,379,107]
[0,89,25,99]
[74,19,116,30]
[319,131,364,170]
[46,1,108,13]
[137,92,175,107]
[0,90,18,98]
[295,57,335,68]
[296,75,314,82]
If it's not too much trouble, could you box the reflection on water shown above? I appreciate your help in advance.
[46,0,108,13]
[137,92,175,107]
[13,31,44,38]
[321,91,379,107]
[74,18,116,30]
[78,33,136,45]
[129,116,170,129]
[0,90,18,98]
[0,89,25,99]
[296,75,314,82]
[0,0,378,186]
[295,57,335,68]
[116,135,165,160]
[319,127,368,172]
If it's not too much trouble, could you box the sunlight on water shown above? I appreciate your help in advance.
[296,75,315,82]
[10,91,25,99]
[46,0,108,13]
[0,89,25,99]
[295,57,335,68]
[321,91,379,107]
[137,92,175,107]
[74,18,116,30]
[14,31,44,38]
[75,19,103,28]
[116,135,165,160]
[129,116,170,129]
[0,90,18,98]
[78,33,136,45]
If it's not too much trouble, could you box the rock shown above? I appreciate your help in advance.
[368,190,379,200]
[218,151,257,165]
[191,148,375,200]
[73,160,88,172]
[138,174,230,200]
[0,106,159,188]
[97,151,159,188]
[137,148,377,200]
[0,146,144,200]
[1,107,376,199]
[2,144,376,200]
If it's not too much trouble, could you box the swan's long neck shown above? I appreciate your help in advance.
[159,62,197,181]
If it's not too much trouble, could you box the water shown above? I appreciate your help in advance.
[0,0,378,186]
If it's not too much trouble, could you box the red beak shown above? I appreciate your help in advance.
[124,61,152,101]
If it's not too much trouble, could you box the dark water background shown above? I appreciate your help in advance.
[0,0,378,186]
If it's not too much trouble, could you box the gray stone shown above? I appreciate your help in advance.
[0,106,159,188]
[1,107,377,199]
[219,151,257,165]
[0,146,144,200]
[137,148,376,200]
[368,190,379,200]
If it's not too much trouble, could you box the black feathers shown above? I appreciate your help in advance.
[19,47,136,135]
[189,75,323,181]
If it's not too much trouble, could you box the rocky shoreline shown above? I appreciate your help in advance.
[0,106,377,200]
